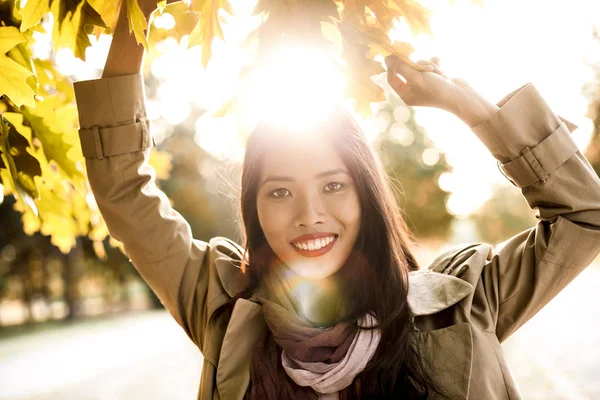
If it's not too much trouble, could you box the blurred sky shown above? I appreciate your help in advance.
[43,0,600,217]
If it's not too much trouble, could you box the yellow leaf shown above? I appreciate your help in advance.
[50,0,107,61]
[88,0,121,36]
[20,0,51,32]
[188,0,233,68]
[21,99,85,182]
[321,21,343,50]
[0,117,40,215]
[127,0,149,51]
[0,57,35,108]
[157,0,167,14]
[389,0,432,38]
[0,26,29,53]
[21,206,41,235]
[0,27,35,108]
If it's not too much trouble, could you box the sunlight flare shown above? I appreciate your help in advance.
[241,43,347,133]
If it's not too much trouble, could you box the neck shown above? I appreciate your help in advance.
[267,263,350,327]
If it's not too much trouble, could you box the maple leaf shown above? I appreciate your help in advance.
[127,0,149,51]
[21,99,85,183]
[336,14,427,116]
[0,115,41,215]
[0,27,35,108]
[157,0,167,14]
[188,0,234,68]
[20,0,51,32]
[49,0,107,60]
[389,0,432,37]
[87,0,121,35]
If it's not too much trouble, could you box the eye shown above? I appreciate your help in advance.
[324,182,345,193]
[269,188,290,198]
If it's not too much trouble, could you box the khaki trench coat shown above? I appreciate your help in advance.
[73,73,600,400]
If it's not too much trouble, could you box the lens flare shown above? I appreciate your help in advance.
[242,42,347,133]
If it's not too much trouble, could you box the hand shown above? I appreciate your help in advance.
[385,55,472,111]
[385,55,499,127]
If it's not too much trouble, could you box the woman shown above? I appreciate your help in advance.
[73,1,600,399]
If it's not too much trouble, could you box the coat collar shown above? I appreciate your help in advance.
[214,254,474,317]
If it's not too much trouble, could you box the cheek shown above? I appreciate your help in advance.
[257,201,290,241]
[334,193,361,234]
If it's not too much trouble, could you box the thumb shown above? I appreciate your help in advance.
[387,65,406,93]
[385,55,418,81]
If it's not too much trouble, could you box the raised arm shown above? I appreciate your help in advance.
[73,0,223,352]
[385,55,600,342]
[464,83,600,342]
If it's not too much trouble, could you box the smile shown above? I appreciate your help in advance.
[290,234,338,257]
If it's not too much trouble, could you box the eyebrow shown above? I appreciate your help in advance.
[259,168,349,189]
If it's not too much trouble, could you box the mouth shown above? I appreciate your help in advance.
[290,234,339,258]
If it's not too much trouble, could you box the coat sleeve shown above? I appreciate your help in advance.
[73,73,223,352]
[468,82,600,342]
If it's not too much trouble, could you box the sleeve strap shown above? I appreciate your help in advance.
[497,120,579,188]
[78,117,154,159]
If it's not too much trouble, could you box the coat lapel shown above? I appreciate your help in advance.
[407,269,474,316]
[215,297,266,400]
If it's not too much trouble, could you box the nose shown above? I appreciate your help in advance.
[294,192,326,228]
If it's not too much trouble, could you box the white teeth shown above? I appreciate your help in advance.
[293,235,336,251]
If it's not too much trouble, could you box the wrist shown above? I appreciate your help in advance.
[445,86,499,128]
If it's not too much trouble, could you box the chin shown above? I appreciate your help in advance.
[288,260,341,280]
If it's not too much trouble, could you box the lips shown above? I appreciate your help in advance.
[290,233,339,258]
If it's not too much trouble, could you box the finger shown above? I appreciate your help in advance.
[430,56,440,66]
[391,56,421,81]
[387,67,406,93]
[415,60,436,72]
[416,60,447,78]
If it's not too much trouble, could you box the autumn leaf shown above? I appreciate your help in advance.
[389,0,432,38]
[188,0,234,68]
[0,116,41,215]
[127,0,149,51]
[87,0,121,37]
[157,0,167,14]
[20,0,51,32]
[21,99,85,183]
[0,27,35,108]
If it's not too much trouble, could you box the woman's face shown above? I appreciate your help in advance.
[256,133,361,280]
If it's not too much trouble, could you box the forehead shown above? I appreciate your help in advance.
[259,133,345,179]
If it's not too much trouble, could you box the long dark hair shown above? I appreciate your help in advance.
[212,105,448,399]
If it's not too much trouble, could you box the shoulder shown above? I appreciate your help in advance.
[407,242,493,316]
[207,236,251,298]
